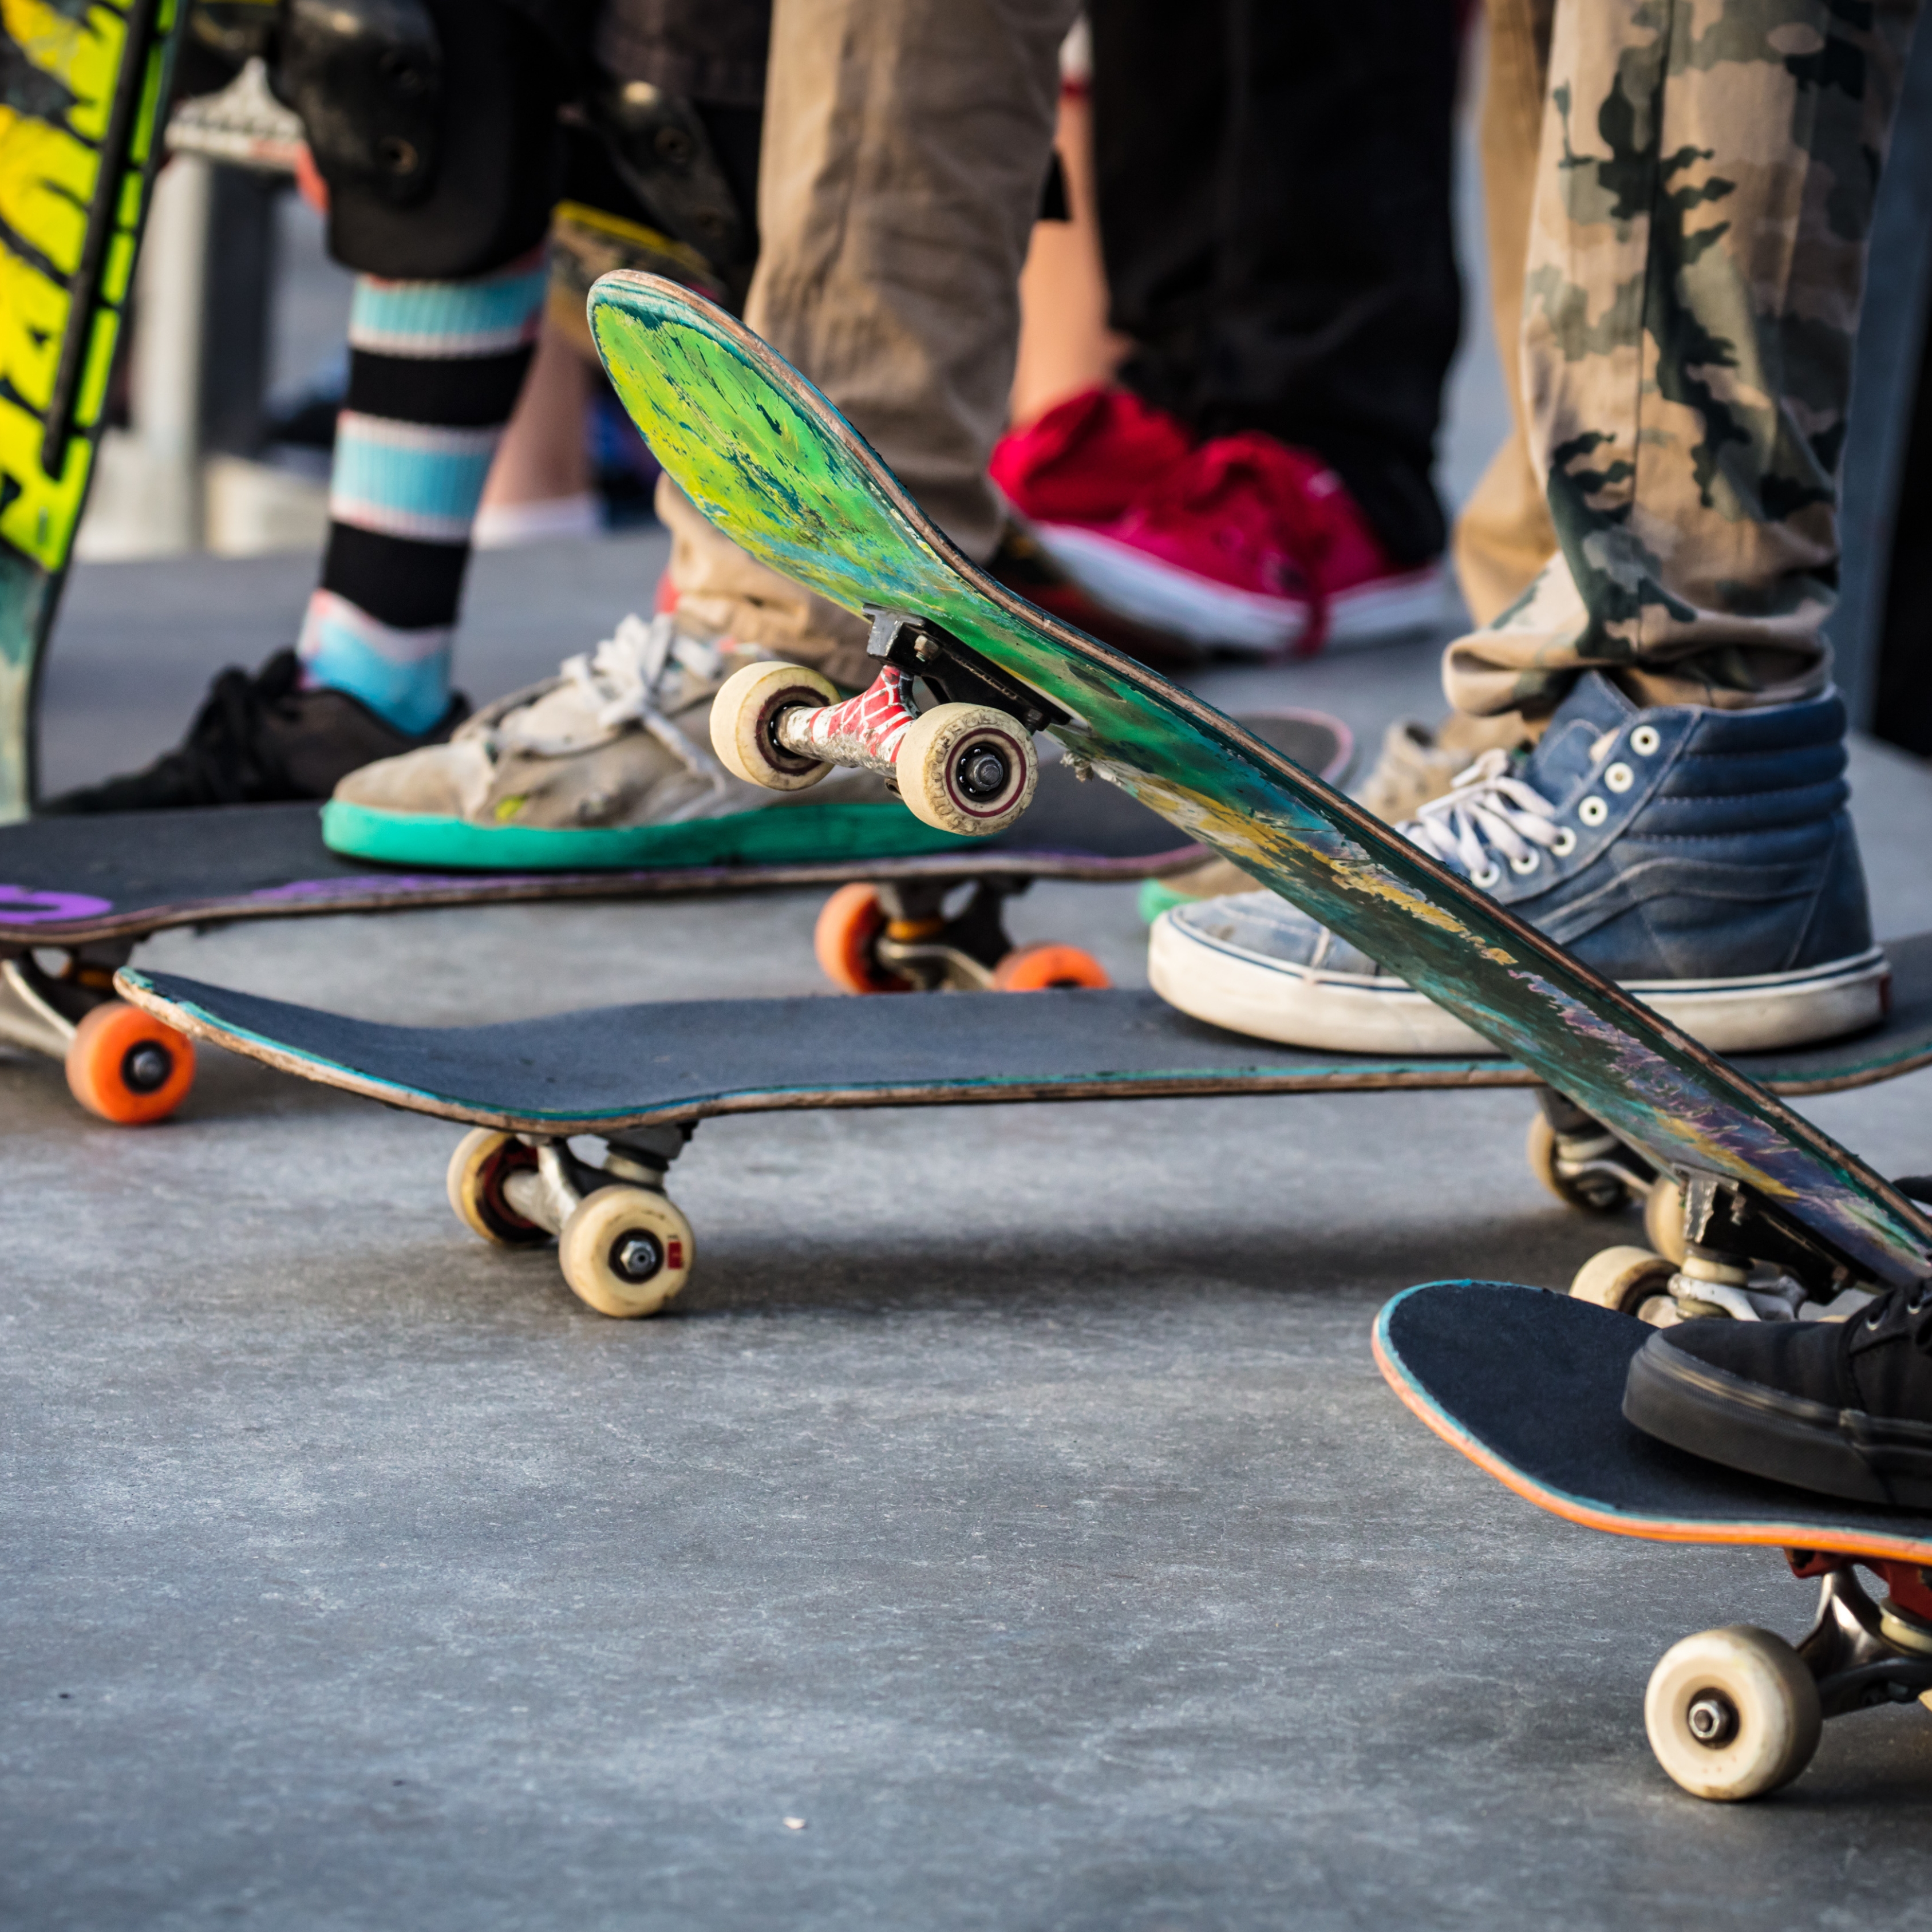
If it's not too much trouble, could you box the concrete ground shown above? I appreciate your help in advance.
[6,531,1932,1930]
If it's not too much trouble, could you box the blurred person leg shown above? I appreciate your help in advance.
[1450,0,1557,634]
[748,0,1078,566]
[326,0,1012,865]
[297,255,546,731]
[46,0,566,811]
[1443,0,1921,722]
[1009,36,1131,430]
[1352,0,1552,823]
[473,314,603,550]
[994,0,1464,655]
[654,0,1177,673]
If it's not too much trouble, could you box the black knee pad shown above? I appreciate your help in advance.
[278,0,568,280]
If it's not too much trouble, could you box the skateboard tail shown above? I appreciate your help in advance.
[115,972,660,1132]
[1373,1285,1932,1566]
[587,273,1932,1297]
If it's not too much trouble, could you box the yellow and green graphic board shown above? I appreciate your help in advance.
[1,0,181,819]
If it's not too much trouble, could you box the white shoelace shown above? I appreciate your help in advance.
[499,613,731,768]
[1401,747,1571,887]
[556,613,728,734]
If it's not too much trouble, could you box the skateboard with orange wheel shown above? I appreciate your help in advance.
[0,710,1346,1123]
[1376,1281,1932,1801]
[803,710,1345,994]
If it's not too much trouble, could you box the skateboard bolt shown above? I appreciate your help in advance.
[1685,1691,1738,1748]
[958,747,1009,800]
[611,1232,664,1282]
[121,1043,174,1095]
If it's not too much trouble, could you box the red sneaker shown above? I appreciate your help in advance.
[990,386,1193,525]
[1002,413,1448,655]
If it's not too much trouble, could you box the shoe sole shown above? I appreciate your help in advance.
[1029,525,1452,654]
[320,798,974,871]
[1147,915,1891,1056]
[1623,1336,1932,1510]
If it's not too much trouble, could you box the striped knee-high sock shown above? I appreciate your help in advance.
[298,259,548,734]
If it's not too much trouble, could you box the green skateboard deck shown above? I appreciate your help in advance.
[1,0,183,820]
[584,273,1932,1304]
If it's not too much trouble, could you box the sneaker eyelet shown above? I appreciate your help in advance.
[1550,827,1577,858]
[1578,797,1609,827]
[1604,761,1634,793]
[1630,725,1661,756]
[1470,862,1502,889]
[1509,849,1540,875]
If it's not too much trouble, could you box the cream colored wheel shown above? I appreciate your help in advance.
[446,1128,548,1246]
[1645,1176,1689,1265]
[1524,1112,1638,1213]
[710,660,840,790]
[1645,1625,1822,1800]
[895,702,1037,835]
[1570,1244,1677,1317]
[558,1185,695,1317]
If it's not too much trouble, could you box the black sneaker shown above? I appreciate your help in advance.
[41,651,468,813]
[1625,1193,1932,1508]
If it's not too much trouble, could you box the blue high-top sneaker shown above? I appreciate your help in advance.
[1149,673,1887,1054]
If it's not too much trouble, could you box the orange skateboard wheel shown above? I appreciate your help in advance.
[815,884,916,994]
[991,944,1111,991]
[65,1001,196,1124]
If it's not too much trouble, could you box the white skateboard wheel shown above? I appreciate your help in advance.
[895,702,1036,836]
[1645,1176,1689,1265]
[712,660,840,790]
[1570,1244,1677,1318]
[446,1128,548,1246]
[1523,1111,1641,1214]
[558,1184,695,1317]
[1645,1625,1822,1800]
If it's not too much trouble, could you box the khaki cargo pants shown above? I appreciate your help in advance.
[1452,0,1922,721]
[659,0,1081,688]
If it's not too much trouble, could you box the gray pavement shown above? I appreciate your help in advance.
[7,530,1932,1929]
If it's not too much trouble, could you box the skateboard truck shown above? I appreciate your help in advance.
[812,874,1111,994]
[1528,1088,1659,1212]
[445,1121,697,1317]
[1645,1557,1932,1799]
[1544,1093,1888,1325]
[1662,1170,1875,1321]
[0,942,197,1124]
[710,608,1070,839]
[1787,1556,1932,1718]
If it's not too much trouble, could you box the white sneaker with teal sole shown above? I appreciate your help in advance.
[322,614,969,870]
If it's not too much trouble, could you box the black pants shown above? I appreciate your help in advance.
[1088,0,1463,566]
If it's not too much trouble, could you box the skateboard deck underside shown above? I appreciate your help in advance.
[1374,1281,1932,1564]
[2,0,181,820]
[119,942,1932,1132]
[587,274,1932,1294]
[0,732,1349,946]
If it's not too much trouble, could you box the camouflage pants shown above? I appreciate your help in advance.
[1445,0,1923,721]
